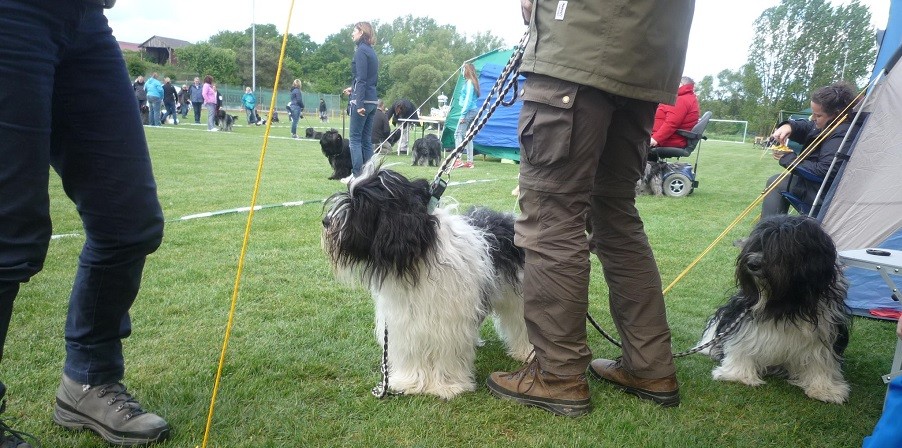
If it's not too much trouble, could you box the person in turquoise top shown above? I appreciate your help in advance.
[453,62,480,168]
[143,72,163,126]
[242,87,258,125]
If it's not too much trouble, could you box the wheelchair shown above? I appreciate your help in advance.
[647,111,712,197]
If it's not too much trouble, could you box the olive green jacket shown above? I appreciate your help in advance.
[520,0,695,105]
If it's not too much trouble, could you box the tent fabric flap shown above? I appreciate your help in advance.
[821,63,902,251]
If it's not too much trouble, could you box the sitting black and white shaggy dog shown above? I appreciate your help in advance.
[319,129,352,180]
[411,134,442,167]
[321,164,533,399]
[699,215,851,403]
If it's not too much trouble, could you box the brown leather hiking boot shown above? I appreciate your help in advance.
[588,358,680,407]
[487,358,591,417]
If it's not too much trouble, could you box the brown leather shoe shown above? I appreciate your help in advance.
[487,358,591,417]
[588,358,680,407]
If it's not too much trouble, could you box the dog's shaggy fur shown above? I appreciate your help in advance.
[319,129,352,180]
[215,110,237,131]
[411,134,442,167]
[699,215,851,403]
[321,164,533,399]
[635,161,666,196]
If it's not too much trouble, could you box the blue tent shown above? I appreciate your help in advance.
[440,48,525,161]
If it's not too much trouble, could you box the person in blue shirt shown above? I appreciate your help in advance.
[242,87,258,125]
[453,62,480,168]
[341,21,379,182]
[143,72,163,126]
[188,76,204,124]
[862,318,902,448]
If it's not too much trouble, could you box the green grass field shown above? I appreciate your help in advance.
[6,113,897,447]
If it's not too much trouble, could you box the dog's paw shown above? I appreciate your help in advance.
[712,366,765,386]
[800,380,849,404]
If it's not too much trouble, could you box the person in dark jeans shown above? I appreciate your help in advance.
[289,79,304,138]
[0,0,170,445]
[161,76,178,125]
[188,76,204,124]
[342,22,379,181]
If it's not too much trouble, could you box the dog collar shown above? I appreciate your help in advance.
[427,179,447,213]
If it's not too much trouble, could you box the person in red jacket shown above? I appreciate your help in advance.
[650,76,699,148]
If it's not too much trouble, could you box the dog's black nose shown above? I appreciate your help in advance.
[322,215,331,228]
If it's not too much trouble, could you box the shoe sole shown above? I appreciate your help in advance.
[486,378,591,417]
[587,367,680,407]
[54,403,170,446]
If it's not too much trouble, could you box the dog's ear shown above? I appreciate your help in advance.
[371,191,437,282]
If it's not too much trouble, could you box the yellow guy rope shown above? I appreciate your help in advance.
[199,1,296,446]
[662,87,866,296]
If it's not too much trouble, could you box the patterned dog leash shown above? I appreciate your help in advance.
[427,30,530,213]
[372,32,530,398]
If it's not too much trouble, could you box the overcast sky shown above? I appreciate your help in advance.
[105,0,891,80]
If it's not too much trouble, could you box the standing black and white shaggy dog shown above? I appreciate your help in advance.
[319,129,352,180]
[411,134,442,167]
[699,215,851,403]
[321,164,533,399]
[215,110,237,131]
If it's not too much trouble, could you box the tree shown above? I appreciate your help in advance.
[171,15,509,109]
[744,0,875,134]
[176,43,240,85]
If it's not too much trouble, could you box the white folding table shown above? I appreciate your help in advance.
[838,248,902,385]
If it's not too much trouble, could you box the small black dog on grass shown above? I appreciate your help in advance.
[305,127,324,140]
[412,134,442,167]
[320,129,352,180]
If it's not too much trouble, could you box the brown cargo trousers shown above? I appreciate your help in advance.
[515,74,676,379]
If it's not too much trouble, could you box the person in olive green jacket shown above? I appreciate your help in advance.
[487,0,695,416]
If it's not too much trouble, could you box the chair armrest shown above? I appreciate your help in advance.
[793,166,824,183]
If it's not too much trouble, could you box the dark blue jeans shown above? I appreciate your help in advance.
[289,105,301,136]
[349,103,377,176]
[162,99,178,125]
[0,0,164,385]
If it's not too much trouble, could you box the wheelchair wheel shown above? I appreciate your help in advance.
[664,173,692,197]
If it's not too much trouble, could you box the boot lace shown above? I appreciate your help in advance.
[0,400,39,448]
[509,356,547,393]
[95,384,147,421]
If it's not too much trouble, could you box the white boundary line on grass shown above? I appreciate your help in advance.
[49,178,504,239]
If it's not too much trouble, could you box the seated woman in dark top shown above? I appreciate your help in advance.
[761,81,861,218]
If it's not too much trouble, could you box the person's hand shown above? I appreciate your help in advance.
[521,0,533,25]
[357,107,365,116]
[772,124,792,145]
[343,87,351,95]
[649,137,658,147]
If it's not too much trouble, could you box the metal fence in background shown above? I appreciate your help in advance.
[172,80,342,117]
